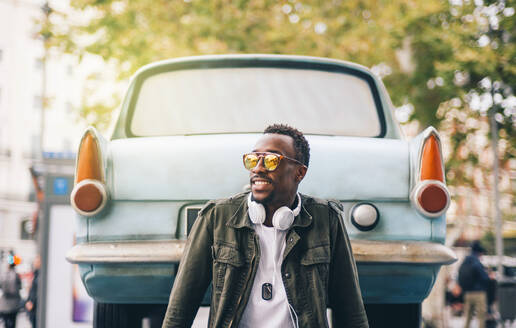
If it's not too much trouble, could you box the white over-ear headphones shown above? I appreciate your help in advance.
[247,193,301,230]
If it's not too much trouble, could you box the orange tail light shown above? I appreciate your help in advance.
[413,131,450,217]
[71,128,107,216]
[76,132,103,183]
[420,135,444,182]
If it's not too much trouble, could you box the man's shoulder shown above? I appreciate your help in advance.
[301,194,343,213]
[199,192,247,215]
[465,254,480,263]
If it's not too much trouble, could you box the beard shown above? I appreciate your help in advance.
[251,189,275,205]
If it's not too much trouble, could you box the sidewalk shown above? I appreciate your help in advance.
[446,316,516,328]
[0,311,32,328]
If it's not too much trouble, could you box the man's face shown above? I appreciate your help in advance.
[249,133,306,207]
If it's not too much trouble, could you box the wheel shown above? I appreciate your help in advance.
[364,303,421,328]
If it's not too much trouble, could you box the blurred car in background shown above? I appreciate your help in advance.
[66,55,457,327]
[482,255,516,323]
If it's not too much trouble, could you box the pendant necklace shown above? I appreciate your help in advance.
[261,225,278,301]
[262,282,273,300]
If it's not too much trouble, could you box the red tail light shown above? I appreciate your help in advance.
[412,131,450,217]
[417,184,449,213]
[71,128,107,216]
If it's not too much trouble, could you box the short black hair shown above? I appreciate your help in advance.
[471,240,486,254]
[264,124,310,167]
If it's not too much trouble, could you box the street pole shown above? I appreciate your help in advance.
[484,22,505,278]
[40,2,51,158]
[37,3,52,327]
[489,104,504,278]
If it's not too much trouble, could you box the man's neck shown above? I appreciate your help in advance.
[263,194,298,227]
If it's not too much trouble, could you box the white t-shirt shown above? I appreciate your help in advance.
[239,225,294,328]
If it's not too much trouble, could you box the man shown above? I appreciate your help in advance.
[458,241,490,328]
[162,124,368,328]
[0,253,22,328]
[25,255,41,328]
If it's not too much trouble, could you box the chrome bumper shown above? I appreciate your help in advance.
[66,240,186,264]
[351,240,456,265]
[66,239,456,265]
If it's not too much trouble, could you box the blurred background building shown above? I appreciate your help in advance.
[0,0,94,301]
[0,0,121,274]
[0,0,69,275]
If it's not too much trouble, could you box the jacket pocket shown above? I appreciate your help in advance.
[300,244,330,266]
[301,245,331,303]
[212,244,245,266]
[212,244,244,295]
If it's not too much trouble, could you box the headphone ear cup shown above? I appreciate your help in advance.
[272,206,294,230]
[248,201,266,225]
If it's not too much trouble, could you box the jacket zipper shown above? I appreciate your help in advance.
[229,230,259,327]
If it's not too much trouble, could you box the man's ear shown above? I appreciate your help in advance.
[295,166,307,183]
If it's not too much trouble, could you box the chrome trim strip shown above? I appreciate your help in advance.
[351,240,457,265]
[67,239,456,265]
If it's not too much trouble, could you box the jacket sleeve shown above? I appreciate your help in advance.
[328,202,369,328]
[161,204,214,328]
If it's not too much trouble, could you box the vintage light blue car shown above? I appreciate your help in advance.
[66,55,457,327]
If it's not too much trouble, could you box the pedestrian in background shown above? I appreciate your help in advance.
[458,241,490,328]
[25,255,41,328]
[0,253,22,328]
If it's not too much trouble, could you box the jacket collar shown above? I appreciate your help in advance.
[226,192,313,229]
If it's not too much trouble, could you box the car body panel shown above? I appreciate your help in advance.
[84,202,183,242]
[80,263,176,304]
[109,135,409,201]
[79,263,438,304]
[81,199,435,245]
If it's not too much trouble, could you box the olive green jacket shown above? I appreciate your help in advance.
[162,192,368,328]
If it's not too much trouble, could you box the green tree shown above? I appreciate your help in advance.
[419,1,515,216]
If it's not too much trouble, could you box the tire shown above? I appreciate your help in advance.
[93,303,168,328]
[93,303,139,328]
[364,303,421,328]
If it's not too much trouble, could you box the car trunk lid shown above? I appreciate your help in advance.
[109,134,409,201]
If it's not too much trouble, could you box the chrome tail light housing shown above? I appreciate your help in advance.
[71,127,108,217]
[411,129,450,218]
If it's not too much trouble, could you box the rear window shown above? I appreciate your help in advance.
[129,67,383,137]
